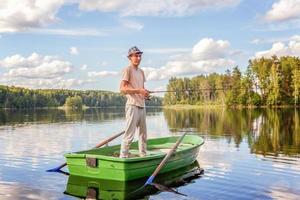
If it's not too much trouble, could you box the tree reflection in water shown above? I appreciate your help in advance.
[163,108,300,156]
[1,107,299,156]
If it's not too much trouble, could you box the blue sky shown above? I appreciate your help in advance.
[0,0,300,92]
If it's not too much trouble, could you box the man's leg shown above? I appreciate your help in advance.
[138,107,147,157]
[120,105,138,158]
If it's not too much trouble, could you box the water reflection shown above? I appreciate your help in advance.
[0,107,162,126]
[163,108,300,156]
[1,107,299,157]
[64,161,203,200]
[0,107,299,199]
[0,181,62,200]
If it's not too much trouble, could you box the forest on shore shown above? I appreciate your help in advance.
[164,56,300,107]
[0,86,162,109]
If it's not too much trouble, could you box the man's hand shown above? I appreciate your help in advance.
[139,88,150,98]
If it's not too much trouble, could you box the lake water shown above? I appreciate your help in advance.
[0,108,299,200]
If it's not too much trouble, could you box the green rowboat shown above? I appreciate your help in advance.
[65,134,204,181]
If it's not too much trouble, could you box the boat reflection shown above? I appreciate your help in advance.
[64,161,203,200]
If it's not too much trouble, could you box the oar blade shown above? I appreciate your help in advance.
[145,175,155,186]
[46,167,61,172]
[46,130,125,173]
[46,163,67,172]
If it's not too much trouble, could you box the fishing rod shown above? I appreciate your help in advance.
[149,87,255,93]
[145,87,259,100]
[149,89,221,93]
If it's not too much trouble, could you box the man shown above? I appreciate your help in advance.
[119,46,149,158]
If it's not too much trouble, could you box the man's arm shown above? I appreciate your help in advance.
[120,80,149,97]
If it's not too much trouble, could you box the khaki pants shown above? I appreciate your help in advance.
[120,105,147,158]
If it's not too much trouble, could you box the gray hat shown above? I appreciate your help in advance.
[128,46,143,57]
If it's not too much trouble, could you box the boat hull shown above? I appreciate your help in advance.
[65,135,204,181]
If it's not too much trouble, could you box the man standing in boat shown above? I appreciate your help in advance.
[119,46,149,158]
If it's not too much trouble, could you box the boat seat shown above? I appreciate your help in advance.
[109,143,194,158]
[149,143,193,150]
[109,149,164,158]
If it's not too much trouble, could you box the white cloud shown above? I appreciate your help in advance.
[0,0,66,33]
[120,19,144,31]
[4,62,72,79]
[45,78,93,89]
[78,0,240,16]
[145,48,190,54]
[30,28,108,36]
[251,35,300,45]
[255,39,300,58]
[70,47,79,55]
[81,64,87,71]
[0,53,72,79]
[291,35,300,41]
[192,38,230,60]
[251,37,284,45]
[264,0,300,22]
[143,59,234,81]
[255,19,300,32]
[0,77,92,89]
[0,53,93,89]
[142,38,235,81]
[0,1,108,35]
[0,54,29,68]
[88,71,119,77]
[251,39,262,45]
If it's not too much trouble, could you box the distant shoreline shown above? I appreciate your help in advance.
[1,104,299,110]
[163,104,300,109]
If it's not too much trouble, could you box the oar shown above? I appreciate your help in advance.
[46,130,125,172]
[130,132,188,197]
[144,132,188,186]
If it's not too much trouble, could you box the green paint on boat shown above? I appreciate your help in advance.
[64,161,202,200]
[65,135,204,181]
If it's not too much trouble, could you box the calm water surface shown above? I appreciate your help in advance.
[0,108,299,200]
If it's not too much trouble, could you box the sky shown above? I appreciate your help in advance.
[0,0,300,92]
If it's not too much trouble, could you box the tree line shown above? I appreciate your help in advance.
[0,86,162,109]
[164,56,300,107]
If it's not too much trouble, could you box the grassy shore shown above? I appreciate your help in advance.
[163,104,299,109]
[163,104,224,109]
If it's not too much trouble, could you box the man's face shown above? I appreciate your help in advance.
[129,53,142,67]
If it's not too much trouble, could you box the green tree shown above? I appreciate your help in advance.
[64,96,83,109]
[291,59,300,105]
[267,57,282,105]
